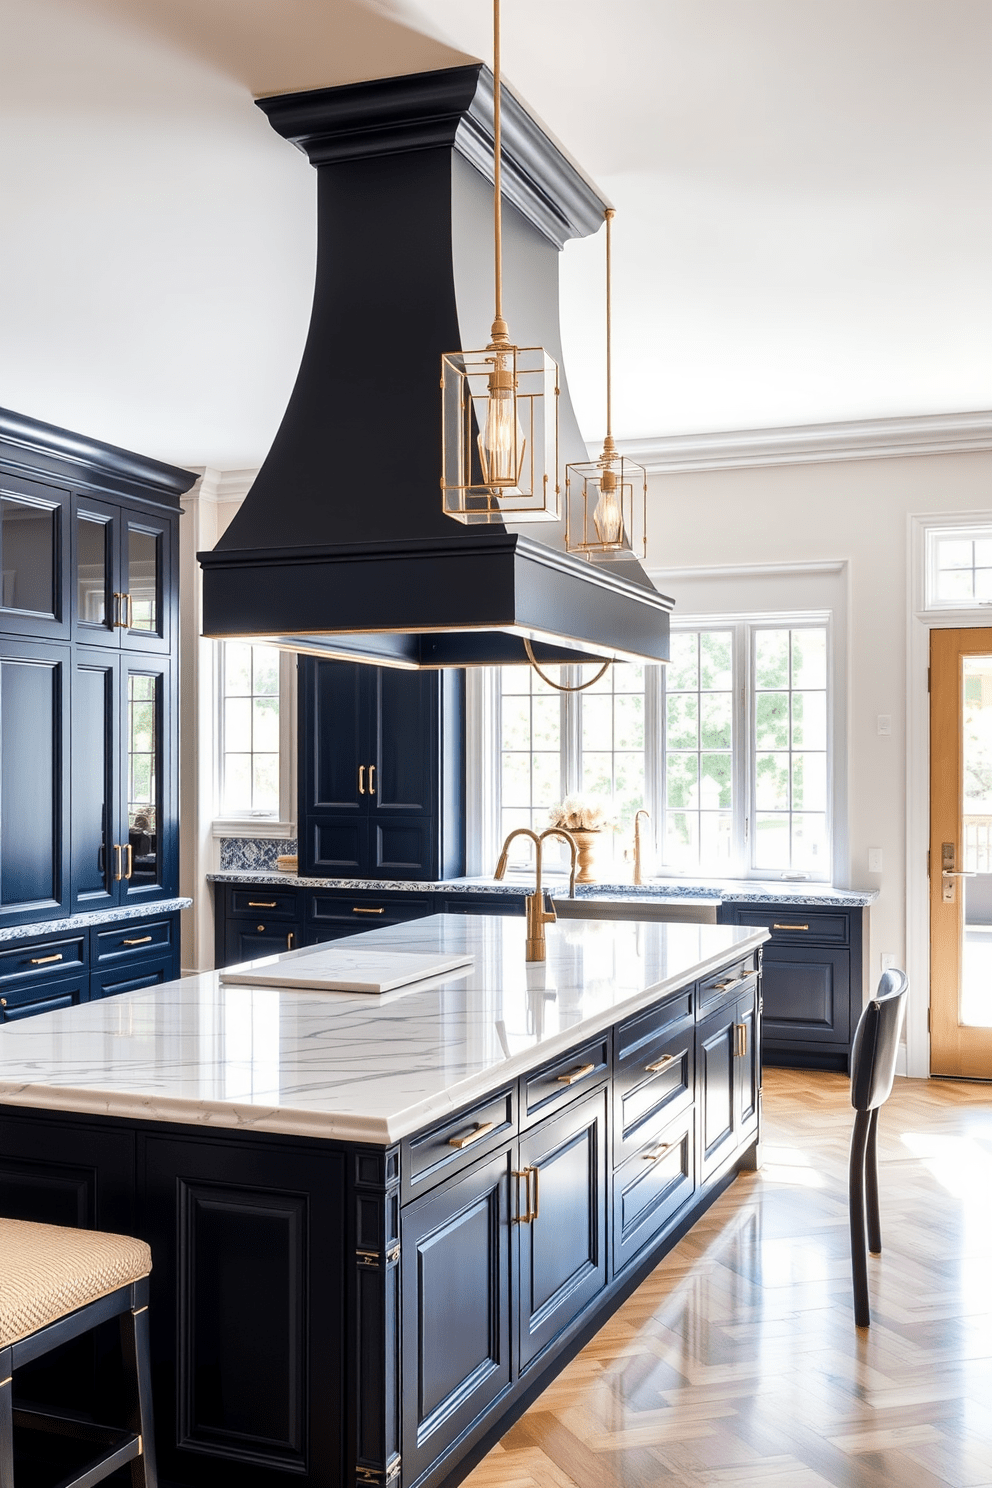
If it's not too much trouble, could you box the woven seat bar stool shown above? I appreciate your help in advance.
[848,968,909,1328]
[0,1217,156,1488]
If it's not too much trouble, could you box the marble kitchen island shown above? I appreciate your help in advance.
[0,914,767,1488]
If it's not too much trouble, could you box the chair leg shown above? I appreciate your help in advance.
[849,1109,872,1327]
[866,1107,882,1255]
[0,1358,13,1488]
[121,1303,158,1488]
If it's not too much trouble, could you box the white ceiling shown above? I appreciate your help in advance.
[0,0,989,470]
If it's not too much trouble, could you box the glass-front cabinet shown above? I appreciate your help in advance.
[73,495,172,653]
[0,474,70,641]
[0,640,70,927]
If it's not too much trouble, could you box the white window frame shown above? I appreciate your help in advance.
[925,522,992,611]
[211,643,297,839]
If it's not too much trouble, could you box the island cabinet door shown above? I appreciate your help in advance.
[516,1085,608,1375]
[696,1000,739,1182]
[142,1135,345,1488]
[401,1147,513,1488]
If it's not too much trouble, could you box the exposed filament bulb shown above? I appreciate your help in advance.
[593,464,624,545]
[478,353,525,493]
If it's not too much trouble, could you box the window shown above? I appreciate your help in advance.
[216,641,295,826]
[926,526,992,609]
[489,617,831,880]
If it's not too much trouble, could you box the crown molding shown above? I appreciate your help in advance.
[598,410,992,475]
[190,468,258,505]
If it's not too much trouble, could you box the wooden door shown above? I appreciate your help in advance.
[930,628,992,1077]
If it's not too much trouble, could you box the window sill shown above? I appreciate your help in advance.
[212,820,297,840]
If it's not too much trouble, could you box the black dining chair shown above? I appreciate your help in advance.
[848,968,909,1327]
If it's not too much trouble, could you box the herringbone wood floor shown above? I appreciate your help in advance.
[463,1068,992,1488]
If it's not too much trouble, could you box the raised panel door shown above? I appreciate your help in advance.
[373,668,435,814]
[303,660,369,814]
[760,945,851,1046]
[697,1002,737,1182]
[735,986,760,1137]
[0,640,69,927]
[517,1085,608,1373]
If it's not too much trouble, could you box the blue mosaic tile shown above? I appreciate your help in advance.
[219,838,298,871]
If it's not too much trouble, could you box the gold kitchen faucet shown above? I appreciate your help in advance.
[494,828,578,962]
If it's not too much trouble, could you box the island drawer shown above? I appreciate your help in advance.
[403,1087,516,1202]
[614,1014,694,1166]
[93,918,173,964]
[731,909,849,943]
[613,1105,695,1276]
[0,974,88,1021]
[521,1034,611,1128]
[697,955,757,1015]
[90,952,175,1002]
[615,987,693,1061]
[229,887,300,920]
[0,936,86,986]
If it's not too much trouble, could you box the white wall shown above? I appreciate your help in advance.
[644,445,992,1073]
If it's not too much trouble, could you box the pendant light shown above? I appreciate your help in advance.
[565,209,647,558]
[441,0,560,524]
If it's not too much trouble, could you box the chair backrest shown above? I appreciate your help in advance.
[850,969,908,1112]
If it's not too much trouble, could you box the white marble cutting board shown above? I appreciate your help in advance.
[219,946,474,994]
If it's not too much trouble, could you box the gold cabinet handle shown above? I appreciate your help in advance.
[256,924,266,932]
[512,1169,530,1224]
[530,1165,539,1220]
[113,591,126,628]
[125,843,133,880]
[556,1061,595,1086]
[353,906,384,915]
[448,1120,495,1150]
[0,998,6,1008]
[713,975,748,991]
[642,1141,674,1162]
[369,763,376,796]
[735,1022,748,1058]
[122,936,152,947]
[772,923,808,931]
[358,764,365,795]
[113,844,123,881]
[645,1053,676,1074]
[30,953,64,965]
[248,901,277,908]
[287,931,295,950]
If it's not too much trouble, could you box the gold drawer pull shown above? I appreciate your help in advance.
[353,906,384,915]
[642,1141,675,1162]
[712,974,749,992]
[30,953,63,965]
[358,765,365,795]
[368,763,376,796]
[248,901,277,908]
[287,932,295,951]
[773,923,808,931]
[557,1061,595,1085]
[0,998,6,1008]
[122,935,152,947]
[645,1053,676,1074]
[735,1022,748,1058]
[448,1120,495,1149]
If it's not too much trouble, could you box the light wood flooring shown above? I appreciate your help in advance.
[463,1068,992,1488]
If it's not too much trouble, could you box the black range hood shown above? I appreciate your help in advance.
[199,65,672,669]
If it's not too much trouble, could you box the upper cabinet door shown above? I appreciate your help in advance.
[301,660,371,815]
[0,474,70,641]
[0,639,70,927]
[119,657,176,902]
[73,495,120,645]
[372,668,437,815]
[70,649,120,913]
[119,514,174,654]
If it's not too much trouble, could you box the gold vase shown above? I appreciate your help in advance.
[571,828,600,884]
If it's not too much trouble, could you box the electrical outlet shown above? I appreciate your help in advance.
[868,847,883,873]
[880,953,898,972]
[877,715,892,736]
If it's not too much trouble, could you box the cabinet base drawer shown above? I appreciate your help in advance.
[522,1035,611,1127]
[613,1107,695,1276]
[0,974,88,1021]
[93,917,174,964]
[614,1015,694,1166]
[404,1088,516,1201]
[90,951,176,1001]
[0,937,86,986]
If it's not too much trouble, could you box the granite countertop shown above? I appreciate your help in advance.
[207,869,877,908]
[0,896,194,944]
[0,913,766,1146]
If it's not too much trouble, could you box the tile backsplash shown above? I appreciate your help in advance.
[219,838,298,872]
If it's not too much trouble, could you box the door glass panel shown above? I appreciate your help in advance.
[961,655,992,1027]
[128,527,159,633]
[1,657,56,907]
[1,497,56,616]
[77,517,108,626]
[74,666,111,894]
[128,673,160,885]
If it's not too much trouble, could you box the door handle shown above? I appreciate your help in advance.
[124,592,133,629]
[529,1165,539,1221]
[941,870,976,878]
[368,764,376,796]
[358,765,365,795]
[735,1022,748,1058]
[287,932,295,950]
[125,843,133,880]
[113,844,123,881]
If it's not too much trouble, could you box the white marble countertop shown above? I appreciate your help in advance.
[208,870,877,908]
[0,914,767,1146]
[0,897,193,944]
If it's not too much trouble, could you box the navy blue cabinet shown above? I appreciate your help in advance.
[298,659,464,880]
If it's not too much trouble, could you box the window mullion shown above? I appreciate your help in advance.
[644,664,662,856]
[738,623,752,876]
[562,667,581,797]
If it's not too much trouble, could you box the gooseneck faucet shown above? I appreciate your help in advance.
[633,809,651,885]
[494,827,578,961]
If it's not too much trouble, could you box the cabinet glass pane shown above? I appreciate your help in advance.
[128,673,160,885]
[128,528,159,633]
[74,666,110,894]
[1,657,56,906]
[77,517,108,626]
[1,497,56,616]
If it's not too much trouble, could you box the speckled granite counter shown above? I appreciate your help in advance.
[0,913,766,1145]
[0,896,193,944]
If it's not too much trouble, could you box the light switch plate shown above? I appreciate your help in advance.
[877,714,892,735]
[868,847,883,873]
[880,953,897,972]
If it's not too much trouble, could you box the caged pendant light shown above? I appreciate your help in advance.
[565,209,647,559]
[440,0,560,524]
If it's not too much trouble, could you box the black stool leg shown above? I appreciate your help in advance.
[0,1349,12,1488]
[866,1107,882,1255]
[121,1290,157,1488]
[849,1109,872,1327]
